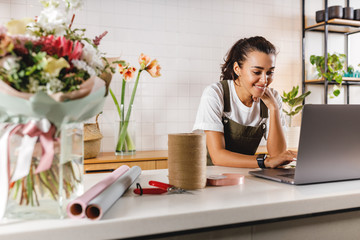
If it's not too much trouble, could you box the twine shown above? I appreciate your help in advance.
[168,133,206,190]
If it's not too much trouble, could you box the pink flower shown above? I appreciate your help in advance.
[93,31,108,46]
[123,66,136,81]
[146,59,161,77]
[36,36,83,62]
[138,53,150,69]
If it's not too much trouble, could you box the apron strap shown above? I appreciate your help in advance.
[220,80,231,112]
[260,100,268,119]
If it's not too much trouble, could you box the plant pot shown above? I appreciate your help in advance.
[329,5,343,19]
[5,123,84,219]
[354,9,360,20]
[316,10,325,23]
[343,7,354,20]
[286,126,301,149]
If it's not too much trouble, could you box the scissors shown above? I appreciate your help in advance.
[134,181,187,195]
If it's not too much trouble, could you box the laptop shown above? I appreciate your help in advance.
[249,104,360,185]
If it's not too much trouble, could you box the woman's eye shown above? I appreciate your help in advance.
[253,72,261,75]
[267,71,274,76]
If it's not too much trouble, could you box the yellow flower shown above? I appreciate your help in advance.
[44,57,70,77]
[0,35,14,57]
[5,18,34,35]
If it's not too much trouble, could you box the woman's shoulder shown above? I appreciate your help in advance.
[202,81,224,98]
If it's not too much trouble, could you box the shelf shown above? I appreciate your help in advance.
[305,19,360,34]
[305,77,360,84]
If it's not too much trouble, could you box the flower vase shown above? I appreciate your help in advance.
[115,104,136,155]
[5,123,84,219]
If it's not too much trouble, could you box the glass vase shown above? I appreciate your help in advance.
[5,123,84,219]
[115,104,136,155]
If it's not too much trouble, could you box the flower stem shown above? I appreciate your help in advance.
[121,79,126,124]
[109,88,122,119]
[116,70,142,151]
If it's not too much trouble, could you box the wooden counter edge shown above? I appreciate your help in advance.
[84,150,168,164]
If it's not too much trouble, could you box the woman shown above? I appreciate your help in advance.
[193,36,296,168]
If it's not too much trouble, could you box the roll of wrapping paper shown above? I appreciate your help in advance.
[85,166,141,220]
[66,165,130,219]
[168,133,206,190]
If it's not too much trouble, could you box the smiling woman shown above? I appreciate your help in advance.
[192,36,297,169]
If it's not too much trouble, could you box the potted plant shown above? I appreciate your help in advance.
[310,53,345,97]
[281,86,311,148]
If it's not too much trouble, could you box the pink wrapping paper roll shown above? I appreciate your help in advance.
[66,165,130,219]
[85,166,141,220]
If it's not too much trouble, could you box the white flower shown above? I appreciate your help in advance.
[46,77,64,94]
[36,5,69,35]
[64,0,83,10]
[40,0,60,8]
[72,59,96,77]
[28,77,46,93]
[80,41,104,74]
[1,56,20,75]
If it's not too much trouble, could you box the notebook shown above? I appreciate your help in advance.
[249,104,360,185]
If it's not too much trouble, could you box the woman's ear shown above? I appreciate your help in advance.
[233,62,240,77]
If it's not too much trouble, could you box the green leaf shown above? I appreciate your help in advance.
[334,74,342,84]
[282,109,290,115]
[293,105,303,114]
[333,89,340,96]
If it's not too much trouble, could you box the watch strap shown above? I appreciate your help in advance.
[256,154,267,169]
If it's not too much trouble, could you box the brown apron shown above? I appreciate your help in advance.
[207,80,268,165]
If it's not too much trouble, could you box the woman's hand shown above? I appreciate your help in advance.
[254,87,278,111]
[264,150,297,169]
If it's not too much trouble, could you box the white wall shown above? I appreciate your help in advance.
[1,0,302,152]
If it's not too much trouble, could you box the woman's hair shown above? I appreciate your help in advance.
[220,36,277,81]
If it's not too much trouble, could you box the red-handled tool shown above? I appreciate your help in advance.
[133,188,167,195]
[133,181,188,195]
[149,181,187,194]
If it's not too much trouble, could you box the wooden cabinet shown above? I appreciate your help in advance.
[84,150,168,173]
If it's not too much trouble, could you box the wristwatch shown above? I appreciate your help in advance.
[256,154,267,169]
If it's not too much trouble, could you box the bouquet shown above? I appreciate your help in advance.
[110,53,161,154]
[0,0,111,219]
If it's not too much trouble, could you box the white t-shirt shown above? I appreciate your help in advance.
[192,80,287,139]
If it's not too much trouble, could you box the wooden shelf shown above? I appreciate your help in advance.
[305,19,360,33]
[305,77,360,84]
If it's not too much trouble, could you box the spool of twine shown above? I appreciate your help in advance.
[168,133,206,190]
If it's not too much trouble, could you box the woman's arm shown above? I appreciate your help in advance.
[206,130,296,168]
[205,130,258,168]
[266,108,287,156]
[260,88,287,156]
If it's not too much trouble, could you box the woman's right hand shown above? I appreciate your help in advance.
[264,150,297,169]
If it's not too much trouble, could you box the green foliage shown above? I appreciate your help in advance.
[281,86,311,126]
[310,53,346,97]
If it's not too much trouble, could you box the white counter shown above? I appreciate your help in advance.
[2,166,360,240]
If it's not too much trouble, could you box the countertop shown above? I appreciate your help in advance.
[1,166,360,240]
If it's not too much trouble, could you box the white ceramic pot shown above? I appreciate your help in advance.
[286,126,301,149]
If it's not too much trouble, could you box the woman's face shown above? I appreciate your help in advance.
[235,51,276,99]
